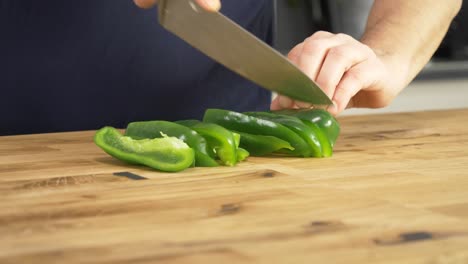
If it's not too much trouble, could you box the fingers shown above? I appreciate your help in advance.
[134,0,158,9]
[271,43,311,111]
[270,96,313,110]
[285,34,334,110]
[296,32,337,82]
[316,42,374,100]
[270,95,295,110]
[328,59,380,115]
[288,31,334,61]
[292,33,366,111]
[195,0,221,11]
[274,32,337,111]
[294,101,312,108]
[275,31,388,115]
[287,43,303,64]
[270,96,282,111]
[134,0,221,11]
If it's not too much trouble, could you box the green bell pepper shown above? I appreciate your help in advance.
[94,126,194,172]
[236,132,294,156]
[274,109,340,147]
[203,109,310,157]
[176,120,238,166]
[125,121,218,167]
[232,131,250,162]
[245,111,323,157]
[236,148,250,162]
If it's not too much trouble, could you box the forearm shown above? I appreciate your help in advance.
[361,0,462,88]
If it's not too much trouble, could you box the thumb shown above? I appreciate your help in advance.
[196,0,221,11]
[134,0,158,9]
[134,0,221,12]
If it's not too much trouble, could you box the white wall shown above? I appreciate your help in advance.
[342,78,468,116]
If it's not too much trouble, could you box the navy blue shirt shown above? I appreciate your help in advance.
[0,0,273,135]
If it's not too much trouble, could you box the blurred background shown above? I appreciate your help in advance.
[273,0,468,115]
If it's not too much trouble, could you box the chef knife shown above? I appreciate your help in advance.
[158,0,332,106]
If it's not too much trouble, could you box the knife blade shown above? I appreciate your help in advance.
[158,0,332,106]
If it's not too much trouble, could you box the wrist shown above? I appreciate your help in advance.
[365,41,412,97]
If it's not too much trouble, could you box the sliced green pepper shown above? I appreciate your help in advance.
[245,111,323,157]
[125,121,218,167]
[232,131,250,162]
[236,148,250,162]
[274,109,340,147]
[176,120,238,166]
[237,132,294,156]
[203,109,310,157]
[233,132,241,148]
[94,126,194,172]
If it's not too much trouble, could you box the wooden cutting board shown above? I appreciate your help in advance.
[1,109,468,264]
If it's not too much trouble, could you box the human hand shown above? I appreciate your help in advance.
[133,0,221,11]
[271,31,405,116]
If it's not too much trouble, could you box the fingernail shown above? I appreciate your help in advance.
[296,101,312,109]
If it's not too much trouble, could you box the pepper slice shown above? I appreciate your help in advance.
[177,120,249,163]
[274,109,340,147]
[245,111,323,157]
[176,120,238,166]
[236,148,250,162]
[237,132,294,156]
[125,121,218,167]
[203,109,310,157]
[232,131,250,162]
[94,126,194,172]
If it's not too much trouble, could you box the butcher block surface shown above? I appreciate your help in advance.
[1,109,468,264]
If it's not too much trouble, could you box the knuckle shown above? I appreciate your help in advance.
[287,43,304,62]
[310,30,333,39]
[288,49,300,60]
[345,69,364,87]
[328,46,351,60]
[301,40,327,55]
[335,33,353,41]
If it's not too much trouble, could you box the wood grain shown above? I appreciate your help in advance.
[1,109,468,264]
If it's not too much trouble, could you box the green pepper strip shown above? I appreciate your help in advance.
[203,109,310,157]
[176,120,238,166]
[245,111,323,157]
[125,121,218,167]
[236,148,250,162]
[274,109,340,147]
[231,132,250,162]
[236,132,294,156]
[233,132,241,148]
[94,127,194,172]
